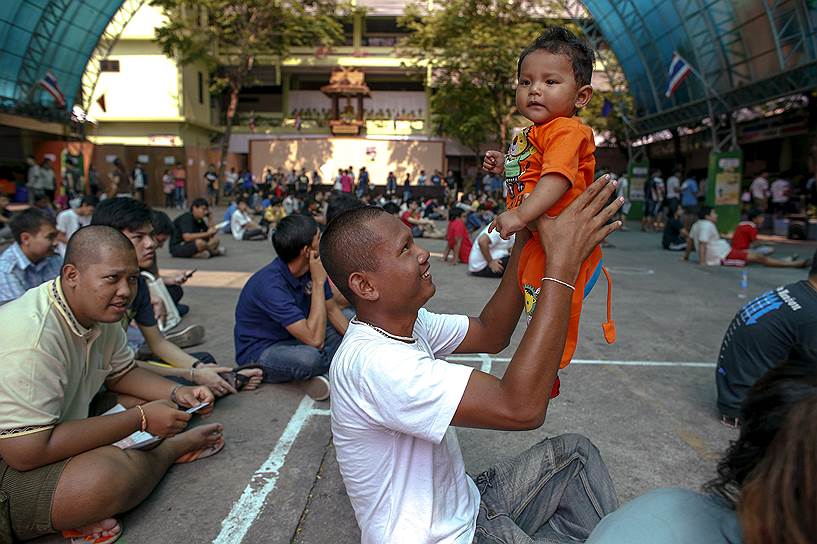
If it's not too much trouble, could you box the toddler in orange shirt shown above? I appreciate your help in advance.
[483,27,615,397]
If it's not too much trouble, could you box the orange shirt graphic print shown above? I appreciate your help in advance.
[504,128,535,204]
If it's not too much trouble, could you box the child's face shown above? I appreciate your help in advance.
[516,50,592,125]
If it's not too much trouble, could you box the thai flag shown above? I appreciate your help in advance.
[39,71,66,107]
[664,53,692,98]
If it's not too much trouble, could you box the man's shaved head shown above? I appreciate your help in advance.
[63,225,136,273]
[320,206,389,302]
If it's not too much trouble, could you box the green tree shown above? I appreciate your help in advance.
[399,0,551,158]
[151,0,344,201]
[400,1,632,169]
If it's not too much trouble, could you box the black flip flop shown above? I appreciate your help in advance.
[219,365,265,391]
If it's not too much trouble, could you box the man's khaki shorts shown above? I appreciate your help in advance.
[0,457,68,541]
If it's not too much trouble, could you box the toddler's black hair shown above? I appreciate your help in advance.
[517,27,595,87]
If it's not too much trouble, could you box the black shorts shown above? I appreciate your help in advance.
[170,240,199,258]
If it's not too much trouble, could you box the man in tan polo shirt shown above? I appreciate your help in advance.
[0,226,222,543]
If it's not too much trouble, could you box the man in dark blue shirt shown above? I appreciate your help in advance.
[234,214,352,400]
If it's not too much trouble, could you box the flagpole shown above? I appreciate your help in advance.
[673,51,731,111]
[673,51,735,151]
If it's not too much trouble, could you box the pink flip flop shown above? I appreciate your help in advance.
[174,436,225,464]
[62,518,122,543]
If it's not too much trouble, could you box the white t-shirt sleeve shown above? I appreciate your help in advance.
[415,307,469,357]
[358,345,473,444]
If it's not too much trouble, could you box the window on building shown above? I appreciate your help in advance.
[198,71,204,104]
[363,16,409,46]
[100,59,119,72]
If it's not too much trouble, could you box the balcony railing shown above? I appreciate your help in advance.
[227,110,427,136]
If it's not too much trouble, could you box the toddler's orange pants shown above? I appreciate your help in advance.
[518,238,615,398]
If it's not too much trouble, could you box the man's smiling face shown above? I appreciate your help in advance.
[367,214,435,310]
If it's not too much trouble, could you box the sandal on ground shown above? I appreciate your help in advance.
[174,436,225,464]
[63,518,122,544]
[219,365,265,391]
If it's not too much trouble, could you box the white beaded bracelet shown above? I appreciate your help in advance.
[541,276,575,291]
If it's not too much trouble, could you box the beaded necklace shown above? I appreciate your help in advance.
[350,317,416,344]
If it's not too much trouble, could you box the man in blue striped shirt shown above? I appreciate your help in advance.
[0,208,61,305]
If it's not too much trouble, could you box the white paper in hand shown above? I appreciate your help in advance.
[104,404,162,450]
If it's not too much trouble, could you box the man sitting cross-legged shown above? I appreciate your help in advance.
[320,175,623,543]
[0,226,222,543]
[234,214,353,401]
[92,198,262,397]
[170,198,224,259]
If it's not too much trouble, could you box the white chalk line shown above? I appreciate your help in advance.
[478,353,493,374]
[213,396,324,544]
[447,355,715,368]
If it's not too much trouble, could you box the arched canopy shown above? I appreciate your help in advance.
[0,0,125,113]
[584,0,817,135]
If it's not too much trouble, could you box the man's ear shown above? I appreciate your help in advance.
[575,85,593,109]
[349,271,379,302]
[19,232,31,246]
[61,264,79,288]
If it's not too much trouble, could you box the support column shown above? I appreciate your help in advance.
[281,73,291,118]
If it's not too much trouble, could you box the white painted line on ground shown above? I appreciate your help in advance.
[448,355,715,368]
[478,353,493,374]
[214,396,323,544]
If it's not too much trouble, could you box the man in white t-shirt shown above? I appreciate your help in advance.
[665,170,681,211]
[750,172,770,211]
[769,176,791,215]
[686,207,731,266]
[230,197,265,241]
[319,175,622,543]
[55,196,97,255]
[468,224,514,278]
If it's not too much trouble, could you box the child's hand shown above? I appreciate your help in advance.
[489,209,526,240]
[482,151,504,175]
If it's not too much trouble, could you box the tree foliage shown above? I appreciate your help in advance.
[399,0,554,152]
[399,0,632,157]
[150,0,345,200]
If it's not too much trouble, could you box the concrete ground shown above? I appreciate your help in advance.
[34,217,816,544]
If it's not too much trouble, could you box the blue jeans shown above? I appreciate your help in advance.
[247,307,354,383]
[472,434,618,543]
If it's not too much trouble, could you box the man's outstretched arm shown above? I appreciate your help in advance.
[452,175,623,431]
[453,231,527,354]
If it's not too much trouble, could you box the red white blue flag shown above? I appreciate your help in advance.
[664,52,692,98]
[39,71,66,107]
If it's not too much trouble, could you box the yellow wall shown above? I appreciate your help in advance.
[249,137,444,185]
[89,53,181,120]
[118,2,167,39]
[87,4,211,131]
[180,63,211,124]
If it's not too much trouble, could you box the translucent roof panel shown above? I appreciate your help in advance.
[583,0,817,134]
[0,0,124,110]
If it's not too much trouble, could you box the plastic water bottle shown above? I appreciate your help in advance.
[738,270,749,299]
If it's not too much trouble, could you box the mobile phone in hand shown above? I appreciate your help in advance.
[184,269,197,279]
[185,402,210,414]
